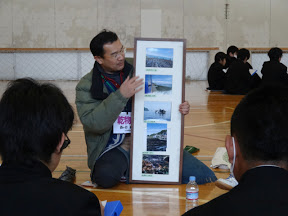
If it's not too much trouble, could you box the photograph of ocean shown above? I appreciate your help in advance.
[144,101,171,122]
[145,75,172,95]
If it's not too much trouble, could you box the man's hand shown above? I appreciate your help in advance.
[179,101,190,115]
[119,76,144,98]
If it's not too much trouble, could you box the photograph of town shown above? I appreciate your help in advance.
[146,48,173,68]
[144,101,172,122]
[146,123,167,151]
[142,154,169,175]
[145,75,172,95]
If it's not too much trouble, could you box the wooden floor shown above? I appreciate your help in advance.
[0,80,244,215]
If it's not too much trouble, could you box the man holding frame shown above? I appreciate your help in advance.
[76,29,217,188]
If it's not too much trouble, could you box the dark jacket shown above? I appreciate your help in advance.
[224,59,260,95]
[183,166,288,216]
[207,62,226,90]
[0,161,101,216]
[224,56,237,69]
[261,60,288,86]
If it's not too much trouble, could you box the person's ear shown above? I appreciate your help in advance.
[94,56,103,65]
[55,133,65,154]
[225,135,234,164]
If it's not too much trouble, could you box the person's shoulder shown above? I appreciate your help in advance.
[183,193,231,216]
[51,178,99,200]
[279,62,287,70]
[210,62,223,70]
[49,179,101,215]
[76,69,93,90]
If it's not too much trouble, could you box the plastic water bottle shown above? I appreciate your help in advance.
[185,176,199,212]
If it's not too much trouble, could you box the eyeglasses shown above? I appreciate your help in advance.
[110,46,126,59]
[61,134,71,151]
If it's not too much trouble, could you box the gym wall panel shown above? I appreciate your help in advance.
[13,0,55,48]
[226,0,270,48]
[55,0,98,48]
[270,0,288,47]
[141,0,184,39]
[0,0,13,47]
[97,0,141,48]
[183,0,226,48]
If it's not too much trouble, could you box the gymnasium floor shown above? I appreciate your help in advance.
[0,80,244,215]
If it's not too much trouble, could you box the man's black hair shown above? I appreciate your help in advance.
[0,78,74,164]
[237,48,250,61]
[215,52,227,62]
[231,86,288,162]
[90,29,118,57]
[268,47,283,61]
[227,45,239,55]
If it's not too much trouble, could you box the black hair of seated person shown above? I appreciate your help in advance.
[231,86,288,162]
[214,52,227,62]
[237,48,250,61]
[227,45,239,55]
[268,47,283,61]
[0,78,74,164]
[90,29,118,57]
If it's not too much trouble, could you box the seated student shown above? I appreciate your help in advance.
[183,85,288,216]
[224,45,238,69]
[261,47,288,86]
[207,52,227,90]
[0,79,102,216]
[224,48,260,95]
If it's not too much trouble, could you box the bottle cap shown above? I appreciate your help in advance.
[189,176,196,182]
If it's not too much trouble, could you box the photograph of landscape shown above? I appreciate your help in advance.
[146,123,167,151]
[146,48,173,68]
[142,154,169,175]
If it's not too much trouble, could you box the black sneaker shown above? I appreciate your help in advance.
[58,166,76,183]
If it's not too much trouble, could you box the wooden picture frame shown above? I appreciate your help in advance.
[130,38,186,184]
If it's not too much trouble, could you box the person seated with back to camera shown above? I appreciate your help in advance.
[224,45,238,69]
[224,48,261,95]
[183,85,288,216]
[207,52,227,91]
[0,78,103,216]
[261,47,288,86]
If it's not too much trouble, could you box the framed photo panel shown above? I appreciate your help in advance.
[130,38,186,184]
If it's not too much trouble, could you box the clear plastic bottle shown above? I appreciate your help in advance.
[185,176,199,212]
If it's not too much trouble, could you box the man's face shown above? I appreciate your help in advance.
[229,52,237,58]
[220,58,226,66]
[95,39,125,74]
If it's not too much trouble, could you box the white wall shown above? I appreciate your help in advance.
[1,1,288,80]
[1,0,288,49]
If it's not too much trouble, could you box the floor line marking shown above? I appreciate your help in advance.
[184,121,230,129]
[184,134,224,142]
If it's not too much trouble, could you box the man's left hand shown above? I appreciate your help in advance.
[179,101,190,115]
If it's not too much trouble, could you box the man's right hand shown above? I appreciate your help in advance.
[119,76,143,98]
